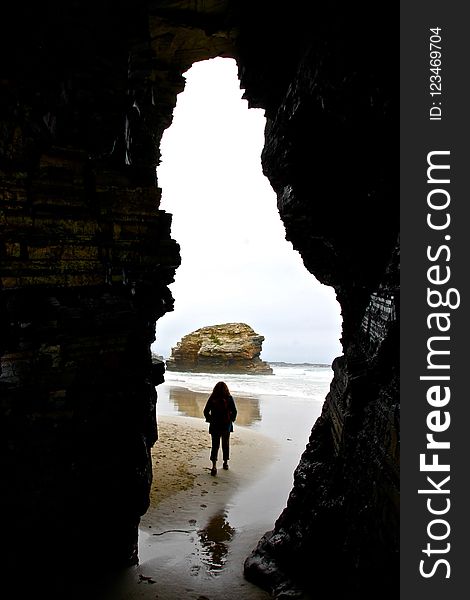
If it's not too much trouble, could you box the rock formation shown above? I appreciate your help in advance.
[166,323,273,374]
[0,1,398,597]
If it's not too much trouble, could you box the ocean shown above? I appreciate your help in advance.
[156,362,333,441]
[160,362,333,400]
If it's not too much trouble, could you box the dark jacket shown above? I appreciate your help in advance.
[203,394,237,433]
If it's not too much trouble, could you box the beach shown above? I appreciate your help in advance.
[147,415,276,512]
[93,380,324,600]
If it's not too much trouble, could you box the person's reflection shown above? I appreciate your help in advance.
[198,512,235,573]
[169,387,261,426]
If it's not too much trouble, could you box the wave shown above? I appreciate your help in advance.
[163,363,333,401]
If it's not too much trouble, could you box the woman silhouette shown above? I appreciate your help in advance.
[203,381,237,476]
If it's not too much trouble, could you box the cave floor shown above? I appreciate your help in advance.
[95,387,320,600]
[55,388,321,600]
[99,416,280,599]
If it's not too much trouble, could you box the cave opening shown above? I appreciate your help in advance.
[153,57,342,366]
[136,57,343,595]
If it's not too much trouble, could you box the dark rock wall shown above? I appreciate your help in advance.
[0,0,181,570]
[0,0,398,595]
[238,3,399,597]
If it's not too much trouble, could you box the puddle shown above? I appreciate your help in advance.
[196,512,235,575]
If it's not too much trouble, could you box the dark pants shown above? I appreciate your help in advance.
[210,431,230,462]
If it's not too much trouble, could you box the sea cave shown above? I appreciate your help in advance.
[0,1,398,598]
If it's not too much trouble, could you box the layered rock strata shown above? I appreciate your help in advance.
[0,1,398,597]
[166,323,273,374]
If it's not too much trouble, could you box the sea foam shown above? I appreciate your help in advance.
[163,363,333,401]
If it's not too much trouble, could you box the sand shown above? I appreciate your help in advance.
[21,385,319,600]
[91,384,320,600]
[96,415,284,600]
[148,417,211,507]
[147,415,275,509]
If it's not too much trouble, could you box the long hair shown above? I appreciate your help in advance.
[208,381,230,403]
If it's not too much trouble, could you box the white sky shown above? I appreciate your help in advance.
[152,58,342,364]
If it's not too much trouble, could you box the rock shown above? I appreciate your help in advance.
[151,354,166,386]
[166,323,273,374]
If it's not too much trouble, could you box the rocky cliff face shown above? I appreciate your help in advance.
[0,1,398,596]
[238,3,399,597]
[166,323,273,374]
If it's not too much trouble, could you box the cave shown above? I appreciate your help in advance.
[0,1,398,598]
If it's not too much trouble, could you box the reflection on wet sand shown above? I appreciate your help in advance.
[168,387,262,427]
[197,512,235,574]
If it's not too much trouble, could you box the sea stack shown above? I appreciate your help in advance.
[166,323,273,374]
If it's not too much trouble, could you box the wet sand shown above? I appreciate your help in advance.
[98,415,279,599]
[95,386,320,600]
[147,415,276,510]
